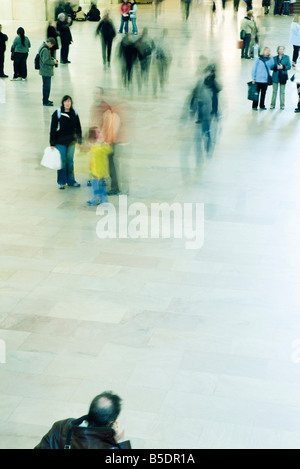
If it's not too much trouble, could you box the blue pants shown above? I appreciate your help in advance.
[119,16,129,33]
[56,144,76,185]
[42,76,51,105]
[91,178,108,204]
[131,17,138,34]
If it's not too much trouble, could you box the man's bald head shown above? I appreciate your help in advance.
[88,391,122,427]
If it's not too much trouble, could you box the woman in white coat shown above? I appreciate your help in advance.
[290,14,300,64]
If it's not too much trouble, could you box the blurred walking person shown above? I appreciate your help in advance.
[96,11,116,68]
[152,28,172,95]
[47,21,59,59]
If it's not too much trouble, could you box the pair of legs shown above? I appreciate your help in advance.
[131,17,138,34]
[101,37,113,65]
[56,144,79,186]
[42,76,52,105]
[241,34,251,58]
[119,17,129,34]
[60,42,70,63]
[270,82,286,109]
[252,82,268,109]
[195,120,212,164]
[296,83,300,111]
[293,45,300,64]
[13,52,28,79]
[0,51,7,76]
[108,148,120,194]
[88,178,108,205]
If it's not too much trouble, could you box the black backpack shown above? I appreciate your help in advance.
[34,46,47,70]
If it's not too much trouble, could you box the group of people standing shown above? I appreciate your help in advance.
[240,12,300,112]
[48,88,122,205]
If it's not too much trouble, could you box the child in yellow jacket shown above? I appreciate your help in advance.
[83,127,113,206]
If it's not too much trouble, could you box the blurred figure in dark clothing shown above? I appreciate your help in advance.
[190,79,213,161]
[47,21,59,59]
[96,11,116,68]
[181,0,192,20]
[119,35,138,87]
[152,28,172,95]
[203,63,222,117]
[136,28,155,90]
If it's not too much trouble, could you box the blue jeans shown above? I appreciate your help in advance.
[119,16,129,33]
[131,17,138,34]
[42,76,51,105]
[56,144,76,185]
[91,178,108,204]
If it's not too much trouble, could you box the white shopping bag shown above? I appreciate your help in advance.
[41,146,62,170]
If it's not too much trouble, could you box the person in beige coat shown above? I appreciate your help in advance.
[240,11,256,59]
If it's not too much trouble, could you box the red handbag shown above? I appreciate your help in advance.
[237,40,243,49]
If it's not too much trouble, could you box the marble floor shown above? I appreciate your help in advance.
[1,0,300,449]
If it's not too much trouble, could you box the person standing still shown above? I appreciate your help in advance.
[39,38,58,106]
[252,47,274,110]
[130,0,138,34]
[118,0,131,34]
[50,95,82,189]
[0,25,8,78]
[10,27,31,80]
[56,13,73,64]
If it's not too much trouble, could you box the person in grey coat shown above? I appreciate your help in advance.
[39,38,58,106]
[270,46,291,110]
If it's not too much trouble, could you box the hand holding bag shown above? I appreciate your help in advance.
[41,146,62,170]
[247,81,259,101]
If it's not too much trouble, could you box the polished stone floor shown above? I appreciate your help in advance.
[1,0,300,449]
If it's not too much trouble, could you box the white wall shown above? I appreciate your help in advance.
[0,0,46,20]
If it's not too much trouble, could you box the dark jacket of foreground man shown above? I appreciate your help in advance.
[34,415,132,449]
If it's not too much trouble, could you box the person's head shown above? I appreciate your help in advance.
[87,392,122,427]
[277,45,285,55]
[247,10,253,18]
[88,126,101,142]
[62,95,73,110]
[17,27,25,45]
[46,37,56,48]
[261,47,271,58]
[58,12,66,21]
